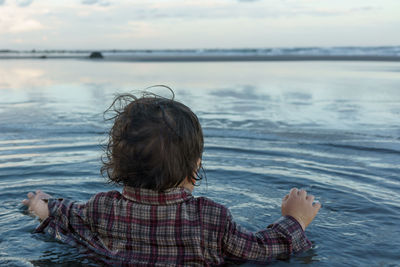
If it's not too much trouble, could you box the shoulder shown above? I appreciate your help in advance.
[87,190,122,206]
[193,196,231,219]
[85,190,122,220]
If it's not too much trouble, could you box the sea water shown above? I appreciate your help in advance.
[0,59,399,266]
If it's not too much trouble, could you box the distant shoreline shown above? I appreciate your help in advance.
[1,55,400,62]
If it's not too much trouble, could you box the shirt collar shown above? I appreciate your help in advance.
[122,186,193,205]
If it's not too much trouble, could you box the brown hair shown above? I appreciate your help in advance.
[101,88,204,192]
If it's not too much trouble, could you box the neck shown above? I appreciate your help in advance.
[179,178,194,192]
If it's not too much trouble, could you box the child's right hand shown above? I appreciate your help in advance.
[281,188,321,231]
[22,190,52,221]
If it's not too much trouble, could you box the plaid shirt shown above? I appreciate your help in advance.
[36,187,311,266]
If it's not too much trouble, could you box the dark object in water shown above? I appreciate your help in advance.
[89,52,103,59]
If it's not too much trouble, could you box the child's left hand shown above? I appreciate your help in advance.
[22,190,52,220]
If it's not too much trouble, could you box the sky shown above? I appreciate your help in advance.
[0,0,399,50]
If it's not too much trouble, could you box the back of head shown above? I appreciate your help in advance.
[101,90,203,192]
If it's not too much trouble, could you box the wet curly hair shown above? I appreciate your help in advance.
[101,87,204,192]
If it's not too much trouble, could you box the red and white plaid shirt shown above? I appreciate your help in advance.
[36,187,311,266]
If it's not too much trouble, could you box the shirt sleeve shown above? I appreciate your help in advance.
[222,211,312,263]
[34,198,92,247]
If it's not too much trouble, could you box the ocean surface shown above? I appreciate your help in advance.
[0,59,399,266]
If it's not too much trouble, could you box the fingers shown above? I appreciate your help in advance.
[290,188,307,198]
[306,194,315,202]
[313,202,322,210]
[289,188,298,196]
[288,187,321,210]
[23,191,38,206]
[298,189,307,198]
[307,195,320,213]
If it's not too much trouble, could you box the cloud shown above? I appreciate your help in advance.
[300,6,380,17]
[107,1,380,22]
[8,19,43,32]
[0,2,46,36]
[81,0,110,6]
[0,0,396,50]
[82,0,97,4]
[16,0,33,7]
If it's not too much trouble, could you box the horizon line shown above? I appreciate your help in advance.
[1,45,400,52]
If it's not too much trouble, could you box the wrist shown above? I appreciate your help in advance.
[287,215,306,231]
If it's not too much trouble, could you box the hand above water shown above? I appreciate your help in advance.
[281,188,321,231]
[22,190,52,220]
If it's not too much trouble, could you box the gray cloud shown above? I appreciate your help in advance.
[16,0,33,7]
[82,0,110,6]
[300,6,380,17]
[0,0,5,5]
[108,2,380,22]
[82,0,97,4]
[350,6,379,12]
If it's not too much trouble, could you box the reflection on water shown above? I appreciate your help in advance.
[0,60,400,266]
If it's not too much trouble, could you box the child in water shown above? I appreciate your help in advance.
[23,88,321,266]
